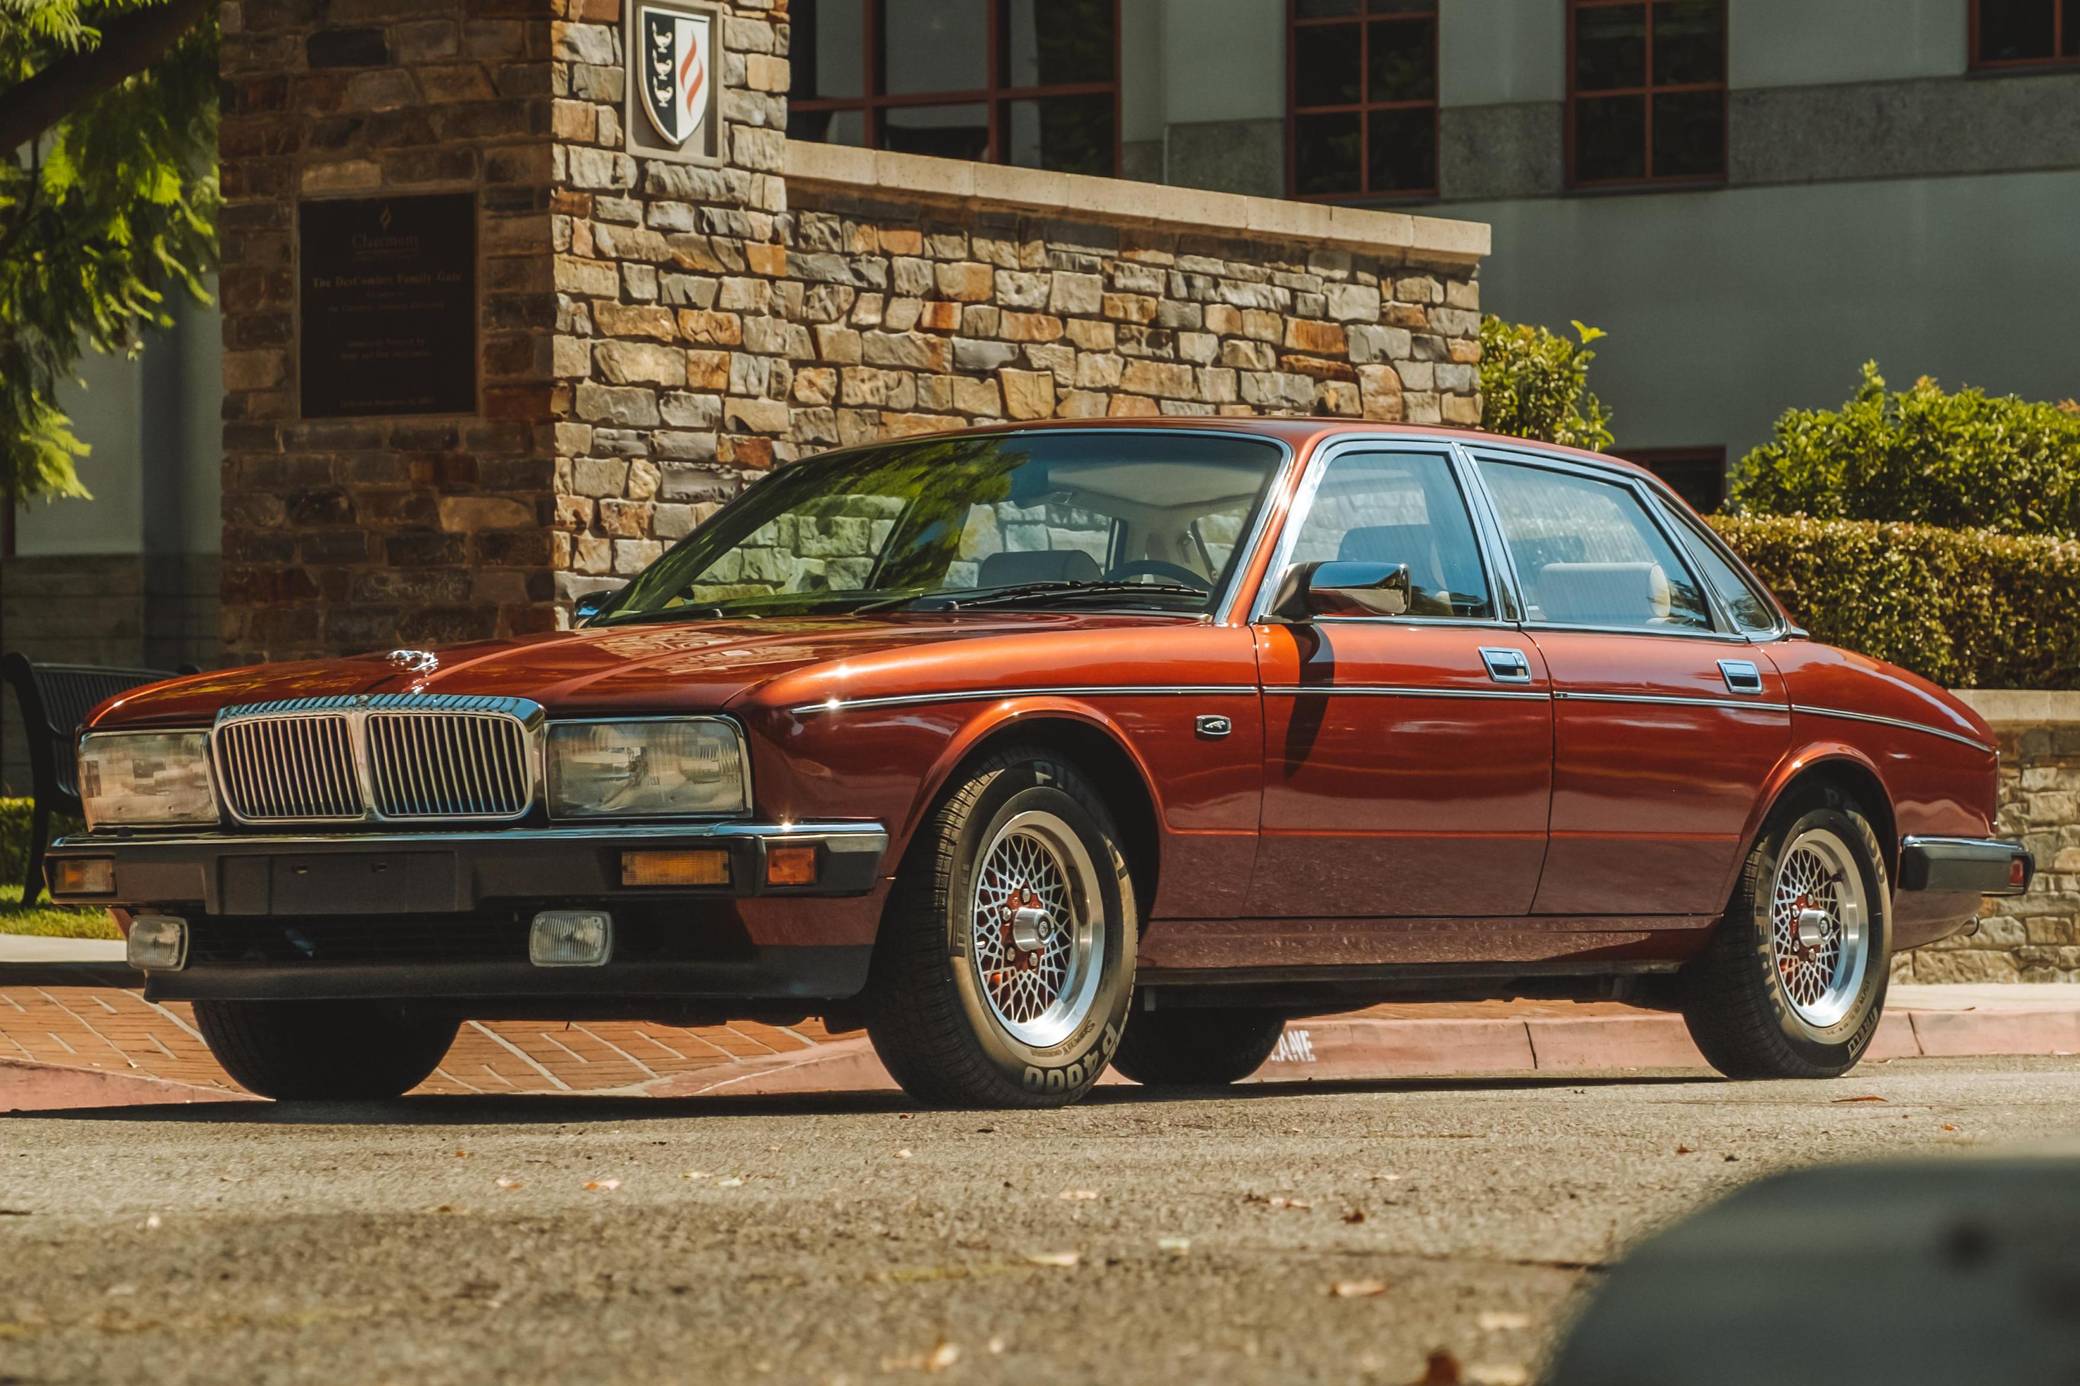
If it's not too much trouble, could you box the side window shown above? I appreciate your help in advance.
[1476,459,1712,631]
[1665,504,1781,637]
[1283,450,1494,619]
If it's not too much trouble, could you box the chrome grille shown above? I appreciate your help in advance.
[215,713,361,822]
[212,693,541,824]
[367,710,531,819]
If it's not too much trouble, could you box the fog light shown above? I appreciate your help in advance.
[765,845,818,887]
[621,849,730,887]
[530,910,612,967]
[126,915,188,972]
[51,857,115,897]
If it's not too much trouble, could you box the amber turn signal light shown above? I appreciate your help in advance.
[765,845,818,887]
[51,857,115,896]
[620,849,731,887]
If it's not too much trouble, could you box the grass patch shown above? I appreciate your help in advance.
[0,884,120,940]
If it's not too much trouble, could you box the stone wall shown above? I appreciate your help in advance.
[1894,692,2080,984]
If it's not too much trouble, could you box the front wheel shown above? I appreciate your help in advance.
[1680,788,1892,1079]
[194,999,458,1100]
[864,747,1137,1108]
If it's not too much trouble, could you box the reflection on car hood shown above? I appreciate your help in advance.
[88,612,1193,727]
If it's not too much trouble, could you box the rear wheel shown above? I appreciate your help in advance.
[194,999,458,1100]
[1680,788,1891,1079]
[864,746,1136,1108]
[1112,1007,1286,1088]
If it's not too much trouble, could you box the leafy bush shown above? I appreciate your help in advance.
[1707,515,2080,690]
[1731,363,2080,536]
[1478,316,1613,453]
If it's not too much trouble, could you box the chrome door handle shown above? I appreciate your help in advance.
[1718,659,1764,694]
[1479,647,1533,684]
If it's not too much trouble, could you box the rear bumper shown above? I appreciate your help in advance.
[1899,836,2034,896]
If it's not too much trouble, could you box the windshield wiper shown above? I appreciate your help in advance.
[934,580,1211,610]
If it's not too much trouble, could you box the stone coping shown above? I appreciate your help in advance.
[1954,689,2080,727]
[784,141,1490,265]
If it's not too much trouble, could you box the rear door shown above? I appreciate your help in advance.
[1247,441,1553,918]
[1468,448,1788,918]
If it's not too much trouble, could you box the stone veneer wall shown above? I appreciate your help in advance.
[1893,692,2080,984]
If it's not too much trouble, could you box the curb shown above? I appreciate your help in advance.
[0,1057,254,1113]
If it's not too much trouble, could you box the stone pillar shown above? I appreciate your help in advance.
[218,0,563,662]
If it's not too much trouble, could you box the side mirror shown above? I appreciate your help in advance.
[573,588,620,625]
[1271,561,1412,621]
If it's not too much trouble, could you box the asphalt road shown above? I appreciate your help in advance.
[4,1056,2078,1386]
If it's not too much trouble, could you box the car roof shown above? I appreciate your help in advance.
[900,415,1665,490]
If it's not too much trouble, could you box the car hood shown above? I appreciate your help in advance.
[89,612,1197,728]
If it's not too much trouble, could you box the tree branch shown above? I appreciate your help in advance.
[0,0,213,156]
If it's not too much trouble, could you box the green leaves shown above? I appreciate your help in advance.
[1,0,218,505]
[1730,363,2080,538]
[1477,315,1615,453]
[1708,514,2080,690]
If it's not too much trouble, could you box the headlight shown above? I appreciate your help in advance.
[545,718,749,819]
[78,731,218,828]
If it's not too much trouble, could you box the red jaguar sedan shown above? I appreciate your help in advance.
[49,420,2032,1105]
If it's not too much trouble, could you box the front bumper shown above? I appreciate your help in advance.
[1899,836,2035,896]
[45,820,888,913]
[43,821,889,1006]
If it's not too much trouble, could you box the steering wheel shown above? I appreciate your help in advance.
[1102,558,1211,590]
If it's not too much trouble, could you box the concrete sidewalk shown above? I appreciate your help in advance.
[2,934,2076,1111]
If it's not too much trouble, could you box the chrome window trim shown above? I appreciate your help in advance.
[1460,443,1731,638]
[542,714,754,822]
[1645,483,1790,642]
[211,693,546,826]
[793,684,1257,716]
[1790,704,1995,754]
[1245,435,1503,626]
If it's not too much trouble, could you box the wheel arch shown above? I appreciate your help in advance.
[892,700,1166,921]
[1746,744,1899,888]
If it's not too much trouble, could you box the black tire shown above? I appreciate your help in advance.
[1112,1007,1287,1088]
[194,999,458,1100]
[1680,786,1892,1079]
[864,746,1137,1108]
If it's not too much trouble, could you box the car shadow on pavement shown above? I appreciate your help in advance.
[16,1070,1725,1126]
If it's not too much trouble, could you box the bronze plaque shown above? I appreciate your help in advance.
[299,193,476,418]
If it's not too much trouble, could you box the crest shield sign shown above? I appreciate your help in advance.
[637,4,711,148]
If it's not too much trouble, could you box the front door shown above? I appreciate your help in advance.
[1470,450,1789,918]
[1248,444,1554,919]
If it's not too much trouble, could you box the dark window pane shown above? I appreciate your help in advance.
[1367,0,1437,11]
[880,103,989,160]
[1367,107,1436,192]
[1651,90,1722,178]
[1296,0,1361,16]
[1005,94,1115,175]
[1294,111,1362,195]
[1574,2,1647,90]
[1574,94,1645,180]
[1650,0,1723,83]
[1641,456,1728,514]
[1368,16,1436,101]
[1979,0,2056,59]
[2065,0,2079,55]
[1295,21,1362,105]
[790,0,865,101]
[1003,0,1116,88]
[880,0,987,94]
[788,106,868,145]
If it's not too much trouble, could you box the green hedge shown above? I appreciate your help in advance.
[1707,515,2080,690]
[0,797,83,884]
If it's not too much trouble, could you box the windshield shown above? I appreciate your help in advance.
[592,431,1286,624]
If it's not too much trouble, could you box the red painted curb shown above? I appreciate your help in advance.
[0,1057,254,1113]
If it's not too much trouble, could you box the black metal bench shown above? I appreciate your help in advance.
[2,654,192,902]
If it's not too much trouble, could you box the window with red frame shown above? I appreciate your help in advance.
[1622,447,1728,513]
[786,0,1120,177]
[1972,0,2080,67]
[1287,0,1439,201]
[1568,0,1726,187]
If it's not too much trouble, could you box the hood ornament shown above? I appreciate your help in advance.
[385,649,440,676]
